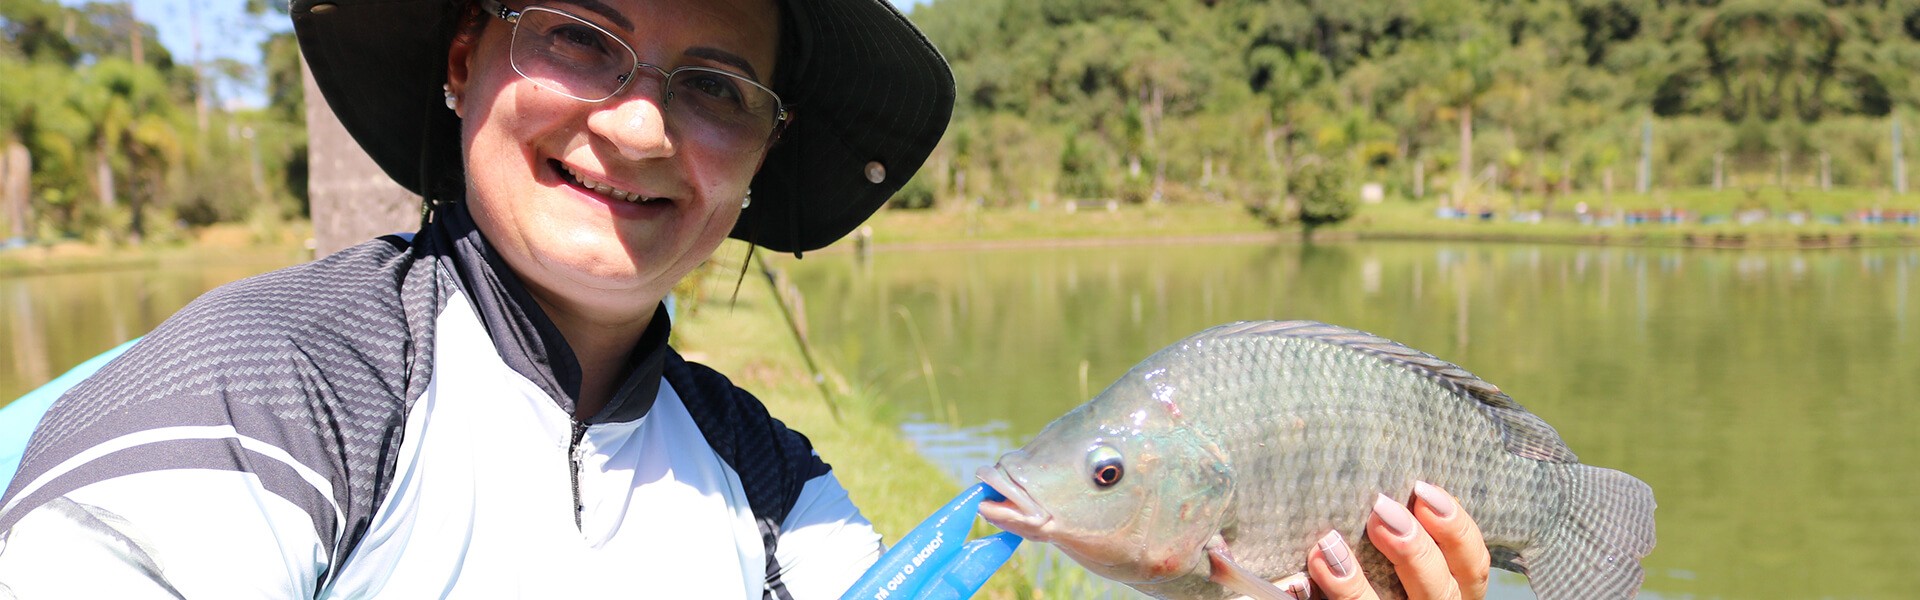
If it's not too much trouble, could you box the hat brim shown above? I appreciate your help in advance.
[292,0,953,254]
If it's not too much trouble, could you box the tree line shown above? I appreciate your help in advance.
[0,0,304,246]
[897,0,1920,216]
[11,0,1919,246]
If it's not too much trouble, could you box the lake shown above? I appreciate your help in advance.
[783,240,1920,599]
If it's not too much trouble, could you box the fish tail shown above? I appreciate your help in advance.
[1520,464,1657,600]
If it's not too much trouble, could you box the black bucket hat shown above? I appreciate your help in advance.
[291,0,953,254]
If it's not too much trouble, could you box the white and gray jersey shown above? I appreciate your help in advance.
[0,208,881,598]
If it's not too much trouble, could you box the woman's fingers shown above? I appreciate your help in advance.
[1226,573,1312,600]
[1366,492,1460,599]
[1270,572,1312,600]
[1304,483,1492,600]
[1306,530,1379,600]
[1411,481,1491,599]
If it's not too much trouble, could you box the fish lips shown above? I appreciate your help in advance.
[975,465,1055,541]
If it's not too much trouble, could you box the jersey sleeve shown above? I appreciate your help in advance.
[766,467,884,598]
[0,469,331,597]
[0,330,346,597]
[0,238,424,597]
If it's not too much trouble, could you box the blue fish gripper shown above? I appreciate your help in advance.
[839,483,1023,600]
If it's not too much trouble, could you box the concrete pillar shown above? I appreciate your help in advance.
[304,53,421,256]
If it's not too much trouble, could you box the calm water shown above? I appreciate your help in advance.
[1,258,302,404]
[784,241,1920,599]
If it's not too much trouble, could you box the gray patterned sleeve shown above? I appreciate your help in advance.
[0,236,436,595]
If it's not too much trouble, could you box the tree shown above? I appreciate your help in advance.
[68,58,183,240]
[902,0,1920,220]
[1295,160,1354,241]
[1247,47,1330,184]
[0,0,308,242]
[1440,32,1500,207]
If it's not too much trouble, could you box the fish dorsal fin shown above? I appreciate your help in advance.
[1201,321,1579,464]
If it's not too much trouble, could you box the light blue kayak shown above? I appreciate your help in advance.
[0,339,138,487]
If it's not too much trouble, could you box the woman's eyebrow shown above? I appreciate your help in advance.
[554,0,635,32]
[686,47,761,81]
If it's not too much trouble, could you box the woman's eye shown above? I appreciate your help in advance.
[541,23,613,61]
[683,73,744,103]
[552,25,603,50]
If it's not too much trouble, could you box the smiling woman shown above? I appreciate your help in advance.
[447,0,793,412]
[0,0,954,597]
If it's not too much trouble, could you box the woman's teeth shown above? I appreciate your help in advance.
[562,164,656,203]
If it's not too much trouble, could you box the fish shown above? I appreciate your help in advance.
[975,320,1656,600]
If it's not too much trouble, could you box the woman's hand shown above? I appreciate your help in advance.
[1306,481,1490,600]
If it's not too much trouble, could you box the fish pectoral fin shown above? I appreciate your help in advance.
[1206,544,1304,600]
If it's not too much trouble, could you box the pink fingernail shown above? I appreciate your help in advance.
[1318,530,1354,579]
[1414,481,1457,518]
[1374,493,1417,539]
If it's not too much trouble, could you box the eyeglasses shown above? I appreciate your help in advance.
[478,0,789,155]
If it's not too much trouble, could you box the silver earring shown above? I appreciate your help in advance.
[443,84,458,111]
[741,188,752,209]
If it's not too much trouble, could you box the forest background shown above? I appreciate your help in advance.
[5,0,1920,248]
[0,0,302,247]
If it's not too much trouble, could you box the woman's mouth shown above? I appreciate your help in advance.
[551,159,669,206]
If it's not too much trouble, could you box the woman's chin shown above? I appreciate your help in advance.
[515,250,662,306]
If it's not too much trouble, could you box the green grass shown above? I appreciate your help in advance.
[832,188,1920,251]
[854,201,1274,247]
[0,222,314,277]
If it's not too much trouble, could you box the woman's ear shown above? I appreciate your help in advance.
[445,28,481,117]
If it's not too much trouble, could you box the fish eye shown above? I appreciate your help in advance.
[1087,445,1125,488]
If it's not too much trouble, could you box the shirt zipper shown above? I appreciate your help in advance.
[568,420,588,531]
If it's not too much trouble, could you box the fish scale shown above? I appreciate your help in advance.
[1198,337,1537,599]
[977,321,1656,600]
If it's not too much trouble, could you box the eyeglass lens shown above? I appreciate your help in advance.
[507,7,784,153]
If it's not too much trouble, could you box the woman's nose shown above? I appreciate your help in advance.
[586,81,676,161]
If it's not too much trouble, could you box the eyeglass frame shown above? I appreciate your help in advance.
[474,0,792,151]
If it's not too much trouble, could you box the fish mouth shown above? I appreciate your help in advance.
[975,465,1055,541]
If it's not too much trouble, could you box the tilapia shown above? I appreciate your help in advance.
[976,321,1656,600]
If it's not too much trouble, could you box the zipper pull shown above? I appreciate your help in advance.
[570,421,589,530]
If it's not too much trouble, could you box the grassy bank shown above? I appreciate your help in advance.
[670,246,1036,598]
[0,222,314,277]
[825,188,1920,252]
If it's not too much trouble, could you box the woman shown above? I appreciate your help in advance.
[0,0,1488,597]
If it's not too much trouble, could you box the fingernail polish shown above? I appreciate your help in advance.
[1374,493,1417,539]
[1318,530,1354,579]
[1414,481,1457,518]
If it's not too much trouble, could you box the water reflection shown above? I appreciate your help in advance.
[784,241,1920,599]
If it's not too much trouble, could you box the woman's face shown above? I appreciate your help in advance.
[447,0,779,318]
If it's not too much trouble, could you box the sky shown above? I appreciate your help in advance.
[107,0,927,109]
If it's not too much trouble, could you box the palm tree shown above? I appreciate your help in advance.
[71,58,182,241]
[1441,35,1499,208]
